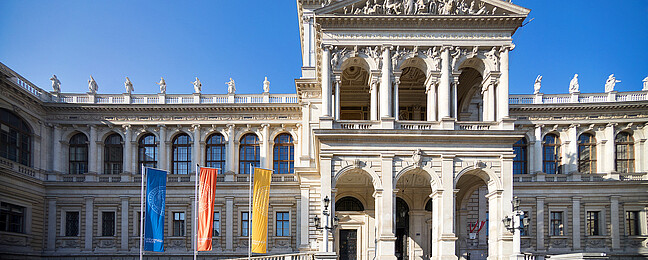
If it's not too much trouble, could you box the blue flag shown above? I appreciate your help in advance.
[144,168,167,252]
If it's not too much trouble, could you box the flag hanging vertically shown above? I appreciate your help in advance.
[251,168,272,253]
[144,167,167,252]
[197,167,219,251]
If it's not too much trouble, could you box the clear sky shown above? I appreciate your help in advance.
[0,0,647,95]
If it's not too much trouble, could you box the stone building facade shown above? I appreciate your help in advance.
[0,0,647,259]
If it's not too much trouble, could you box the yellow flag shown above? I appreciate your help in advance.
[251,168,272,253]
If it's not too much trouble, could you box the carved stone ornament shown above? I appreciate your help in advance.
[474,160,487,169]
[412,148,423,167]
[332,0,501,16]
[352,158,363,168]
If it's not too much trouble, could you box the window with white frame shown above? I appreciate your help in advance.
[276,211,290,236]
[173,212,185,236]
[65,211,80,236]
[241,211,249,236]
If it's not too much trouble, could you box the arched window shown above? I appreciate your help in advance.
[172,134,192,175]
[513,138,528,174]
[206,133,226,170]
[0,108,31,166]
[138,134,157,173]
[615,132,635,173]
[104,133,123,174]
[543,134,561,174]
[336,197,364,211]
[273,133,294,174]
[69,133,88,174]
[239,134,260,174]
[578,133,597,173]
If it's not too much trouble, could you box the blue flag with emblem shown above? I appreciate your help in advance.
[144,167,167,252]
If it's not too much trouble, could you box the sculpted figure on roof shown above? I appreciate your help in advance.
[50,75,61,93]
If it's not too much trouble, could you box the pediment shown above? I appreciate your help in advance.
[315,0,529,16]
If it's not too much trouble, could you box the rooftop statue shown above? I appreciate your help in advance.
[643,76,648,91]
[569,74,579,93]
[88,76,98,94]
[192,77,202,93]
[605,74,621,93]
[226,78,236,94]
[50,75,61,93]
[534,75,542,94]
[124,77,133,94]
[157,77,166,94]
[263,77,270,93]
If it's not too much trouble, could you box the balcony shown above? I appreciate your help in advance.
[509,91,648,105]
[327,119,512,131]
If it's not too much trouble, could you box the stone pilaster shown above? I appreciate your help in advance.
[299,185,310,251]
[439,46,451,119]
[610,195,620,249]
[572,197,582,250]
[380,45,393,119]
[120,196,129,251]
[89,125,97,174]
[84,196,94,251]
[158,125,167,171]
[536,196,545,251]
[225,196,234,250]
[46,197,56,251]
[123,125,132,174]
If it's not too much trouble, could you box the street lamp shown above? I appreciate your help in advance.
[502,196,529,259]
[314,196,336,252]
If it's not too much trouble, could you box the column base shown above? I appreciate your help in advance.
[380,117,395,129]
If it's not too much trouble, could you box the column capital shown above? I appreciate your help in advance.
[499,44,515,53]
[381,153,395,159]
[321,44,334,51]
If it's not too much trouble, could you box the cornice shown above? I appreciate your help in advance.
[316,15,526,30]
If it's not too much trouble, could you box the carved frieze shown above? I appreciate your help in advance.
[328,0,501,16]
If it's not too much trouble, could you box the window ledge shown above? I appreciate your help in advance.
[585,235,608,239]
[549,235,569,238]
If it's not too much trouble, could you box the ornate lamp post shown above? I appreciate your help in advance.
[502,196,529,260]
[314,196,338,253]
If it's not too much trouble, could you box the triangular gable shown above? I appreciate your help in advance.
[315,0,529,16]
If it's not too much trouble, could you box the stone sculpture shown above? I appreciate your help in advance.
[124,77,133,94]
[605,74,621,93]
[157,77,166,94]
[226,78,235,94]
[336,0,498,16]
[484,47,499,69]
[569,74,579,93]
[50,75,61,93]
[192,77,201,93]
[263,77,270,93]
[534,75,542,94]
[88,76,98,94]
[643,76,648,91]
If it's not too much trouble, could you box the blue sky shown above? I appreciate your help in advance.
[0,0,647,95]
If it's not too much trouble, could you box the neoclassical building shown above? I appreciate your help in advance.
[0,1,647,260]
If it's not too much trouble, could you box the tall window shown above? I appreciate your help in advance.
[103,134,123,174]
[513,138,528,174]
[239,134,260,174]
[615,132,635,173]
[550,211,563,236]
[626,211,640,236]
[69,133,89,174]
[276,212,290,236]
[213,212,220,237]
[543,134,561,174]
[206,133,226,170]
[241,211,249,236]
[578,133,597,173]
[101,211,115,236]
[172,134,192,175]
[0,108,31,166]
[586,211,600,236]
[65,211,80,236]
[0,202,25,233]
[173,212,185,236]
[138,134,157,173]
[273,133,294,174]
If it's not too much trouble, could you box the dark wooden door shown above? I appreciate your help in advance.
[339,229,357,260]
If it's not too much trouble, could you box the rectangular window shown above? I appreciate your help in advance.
[587,211,600,236]
[550,211,564,236]
[65,211,80,236]
[626,211,640,236]
[276,212,290,236]
[241,212,249,236]
[213,212,220,237]
[173,212,185,236]
[0,202,25,233]
[101,211,115,236]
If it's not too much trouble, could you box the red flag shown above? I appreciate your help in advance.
[197,167,218,251]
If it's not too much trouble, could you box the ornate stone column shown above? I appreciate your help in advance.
[158,125,167,171]
[52,125,62,173]
[438,47,451,119]
[370,77,379,121]
[193,124,201,173]
[321,45,332,117]
[334,76,341,120]
[89,125,97,173]
[451,74,459,118]
[380,45,392,119]
[227,124,235,173]
[567,124,579,173]
[534,125,543,174]
[393,75,400,120]
[604,123,617,174]
[426,76,438,121]
[498,46,511,120]
[123,125,132,174]
[261,124,270,169]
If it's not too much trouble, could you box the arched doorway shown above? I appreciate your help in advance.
[455,169,493,260]
[395,197,409,260]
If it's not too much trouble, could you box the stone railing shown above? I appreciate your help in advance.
[509,91,648,105]
[336,120,377,130]
[513,172,648,182]
[0,157,44,180]
[55,93,299,104]
[231,252,315,260]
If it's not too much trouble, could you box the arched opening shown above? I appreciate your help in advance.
[206,133,225,170]
[334,168,376,260]
[395,197,410,260]
[103,133,123,174]
[273,133,294,174]
[138,133,157,173]
[239,133,260,174]
[395,168,433,260]
[0,108,32,166]
[456,67,484,121]
[172,133,192,175]
[340,65,371,120]
[455,170,490,260]
[397,66,427,121]
[69,133,89,174]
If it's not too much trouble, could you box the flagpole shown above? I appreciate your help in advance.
[194,164,199,260]
[248,164,252,260]
[139,165,145,260]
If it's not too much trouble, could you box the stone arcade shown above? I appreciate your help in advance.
[1,1,647,260]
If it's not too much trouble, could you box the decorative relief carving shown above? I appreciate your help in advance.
[334,0,500,16]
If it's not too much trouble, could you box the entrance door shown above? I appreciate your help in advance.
[339,229,358,260]
[396,198,410,260]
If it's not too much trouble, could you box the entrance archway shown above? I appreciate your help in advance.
[395,197,409,260]
[394,167,435,260]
